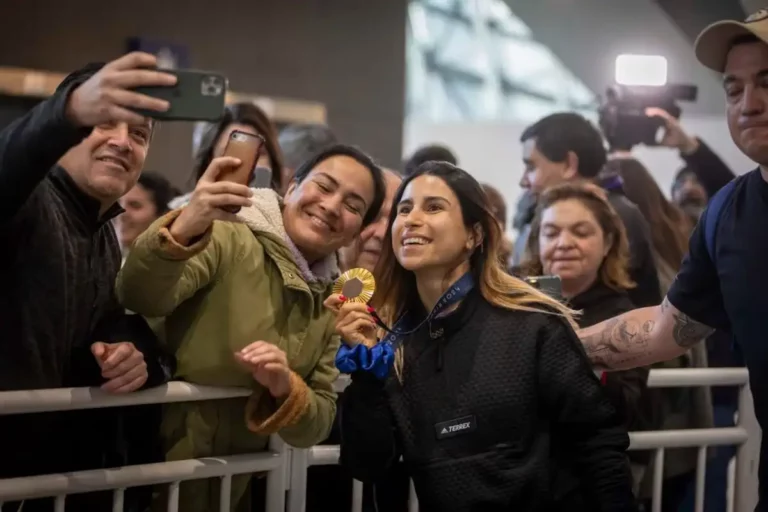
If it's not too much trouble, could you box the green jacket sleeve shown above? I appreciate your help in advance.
[245,327,340,448]
[117,210,236,318]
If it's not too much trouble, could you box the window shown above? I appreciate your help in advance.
[406,0,598,123]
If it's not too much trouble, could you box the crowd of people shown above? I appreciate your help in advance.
[3,7,768,512]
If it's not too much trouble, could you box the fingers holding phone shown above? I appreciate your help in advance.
[66,52,177,127]
[169,157,253,245]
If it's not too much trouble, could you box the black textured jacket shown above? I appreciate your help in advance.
[340,290,636,511]
[0,72,173,508]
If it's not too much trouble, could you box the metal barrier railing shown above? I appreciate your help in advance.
[0,369,759,512]
[293,368,760,512]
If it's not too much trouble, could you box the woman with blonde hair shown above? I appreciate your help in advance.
[326,162,636,511]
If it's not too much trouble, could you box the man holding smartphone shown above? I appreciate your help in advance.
[0,52,176,511]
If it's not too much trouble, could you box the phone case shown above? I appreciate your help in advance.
[524,275,563,300]
[131,69,227,122]
[219,131,263,186]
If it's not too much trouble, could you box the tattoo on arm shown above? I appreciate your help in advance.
[661,297,714,348]
[579,316,654,371]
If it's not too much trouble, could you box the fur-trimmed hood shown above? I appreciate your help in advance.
[236,188,339,284]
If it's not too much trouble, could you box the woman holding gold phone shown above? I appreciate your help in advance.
[117,145,385,512]
[325,162,636,511]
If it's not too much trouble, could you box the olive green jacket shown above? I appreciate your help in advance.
[117,189,339,511]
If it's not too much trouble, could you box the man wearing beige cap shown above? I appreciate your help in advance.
[576,8,768,508]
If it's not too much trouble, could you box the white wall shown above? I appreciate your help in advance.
[403,116,755,228]
[506,0,727,117]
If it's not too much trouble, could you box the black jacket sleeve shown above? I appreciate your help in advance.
[682,139,736,198]
[538,320,637,511]
[92,305,176,389]
[603,367,654,431]
[0,81,90,223]
[609,194,662,307]
[339,371,401,483]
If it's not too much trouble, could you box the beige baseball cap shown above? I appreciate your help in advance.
[695,8,768,73]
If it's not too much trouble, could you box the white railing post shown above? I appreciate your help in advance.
[734,382,760,512]
[287,448,309,512]
[0,368,759,512]
[265,436,288,512]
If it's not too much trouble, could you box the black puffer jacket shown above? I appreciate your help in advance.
[340,289,636,511]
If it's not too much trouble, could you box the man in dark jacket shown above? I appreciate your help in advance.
[518,112,662,307]
[0,52,177,511]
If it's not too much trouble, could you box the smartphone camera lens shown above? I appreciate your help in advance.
[201,76,224,97]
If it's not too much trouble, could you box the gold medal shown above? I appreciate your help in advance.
[332,267,376,304]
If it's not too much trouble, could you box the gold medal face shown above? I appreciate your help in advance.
[332,268,376,304]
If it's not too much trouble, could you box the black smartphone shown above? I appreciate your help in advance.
[524,275,563,301]
[131,69,227,122]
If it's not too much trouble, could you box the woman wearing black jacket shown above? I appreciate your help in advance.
[325,163,636,511]
[519,183,658,495]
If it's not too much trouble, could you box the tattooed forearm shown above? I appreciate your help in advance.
[577,311,656,371]
[579,300,715,370]
[661,297,714,348]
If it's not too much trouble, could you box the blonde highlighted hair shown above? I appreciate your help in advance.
[371,162,577,381]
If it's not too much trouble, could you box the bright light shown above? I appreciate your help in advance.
[615,54,668,86]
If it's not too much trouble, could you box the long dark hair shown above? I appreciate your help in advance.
[607,157,692,272]
[371,162,576,380]
[193,102,285,190]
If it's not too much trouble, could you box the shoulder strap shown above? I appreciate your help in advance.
[704,180,737,264]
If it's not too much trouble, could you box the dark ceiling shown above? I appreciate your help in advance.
[655,0,746,44]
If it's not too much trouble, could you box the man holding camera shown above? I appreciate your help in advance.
[577,9,768,508]
[0,52,175,510]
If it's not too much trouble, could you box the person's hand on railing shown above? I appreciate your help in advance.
[168,156,253,245]
[91,341,148,393]
[235,341,292,398]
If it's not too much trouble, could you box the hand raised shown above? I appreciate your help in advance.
[323,294,378,347]
[169,156,254,245]
[66,52,177,127]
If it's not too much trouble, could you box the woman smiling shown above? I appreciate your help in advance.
[327,162,636,511]
[117,145,385,512]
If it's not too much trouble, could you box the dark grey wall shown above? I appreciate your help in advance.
[656,0,745,46]
[0,0,407,188]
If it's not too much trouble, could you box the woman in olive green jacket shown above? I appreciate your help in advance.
[117,145,385,512]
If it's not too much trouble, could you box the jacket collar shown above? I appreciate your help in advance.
[235,188,340,288]
[568,281,626,310]
[50,166,124,229]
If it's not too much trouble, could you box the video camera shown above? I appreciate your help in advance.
[598,55,698,151]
